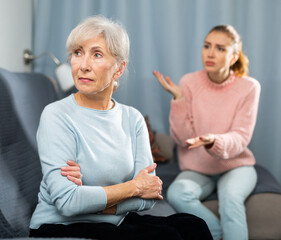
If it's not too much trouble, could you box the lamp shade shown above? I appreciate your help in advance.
[55,63,74,91]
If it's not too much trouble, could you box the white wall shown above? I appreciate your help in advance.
[0,0,32,72]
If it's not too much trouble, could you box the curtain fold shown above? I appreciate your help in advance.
[33,0,281,184]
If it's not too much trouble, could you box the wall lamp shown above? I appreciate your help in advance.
[23,49,74,92]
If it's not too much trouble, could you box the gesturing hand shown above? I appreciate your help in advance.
[186,134,215,149]
[153,71,183,100]
[61,160,83,186]
[133,163,163,200]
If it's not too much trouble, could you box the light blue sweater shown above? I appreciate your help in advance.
[30,94,155,229]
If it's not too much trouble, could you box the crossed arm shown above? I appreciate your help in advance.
[61,161,163,214]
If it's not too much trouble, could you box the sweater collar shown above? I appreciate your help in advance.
[71,94,119,113]
[202,69,236,89]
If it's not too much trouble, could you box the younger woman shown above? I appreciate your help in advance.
[153,25,260,240]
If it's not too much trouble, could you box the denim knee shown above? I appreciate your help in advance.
[167,180,196,207]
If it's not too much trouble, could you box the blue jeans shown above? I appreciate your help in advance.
[167,166,257,240]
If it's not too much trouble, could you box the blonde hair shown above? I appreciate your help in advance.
[208,25,249,77]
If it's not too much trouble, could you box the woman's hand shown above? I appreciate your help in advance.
[132,163,163,200]
[61,160,83,186]
[186,134,215,149]
[153,71,183,100]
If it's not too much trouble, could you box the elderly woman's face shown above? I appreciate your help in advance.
[70,35,118,96]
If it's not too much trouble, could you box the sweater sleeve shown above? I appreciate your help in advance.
[37,106,107,217]
[116,115,156,215]
[207,81,261,159]
[169,76,195,147]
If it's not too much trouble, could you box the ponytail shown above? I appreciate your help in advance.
[231,48,249,77]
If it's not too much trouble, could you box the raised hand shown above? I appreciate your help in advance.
[61,160,83,186]
[153,71,183,100]
[186,134,215,149]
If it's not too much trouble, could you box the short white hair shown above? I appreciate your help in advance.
[66,15,130,65]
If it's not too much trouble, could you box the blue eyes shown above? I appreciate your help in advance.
[74,51,81,56]
[73,51,102,58]
[203,45,225,51]
[73,50,102,58]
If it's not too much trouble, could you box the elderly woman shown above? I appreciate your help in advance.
[29,15,212,240]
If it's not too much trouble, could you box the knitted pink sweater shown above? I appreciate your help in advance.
[170,70,261,175]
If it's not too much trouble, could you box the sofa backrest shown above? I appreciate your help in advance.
[0,68,59,237]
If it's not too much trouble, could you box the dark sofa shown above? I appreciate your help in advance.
[1,67,281,240]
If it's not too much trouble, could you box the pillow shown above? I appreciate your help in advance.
[155,132,176,163]
[144,116,175,163]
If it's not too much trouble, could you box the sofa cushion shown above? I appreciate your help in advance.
[0,68,59,150]
[145,116,170,162]
[155,132,176,163]
[0,210,18,238]
[0,68,59,237]
[0,77,42,236]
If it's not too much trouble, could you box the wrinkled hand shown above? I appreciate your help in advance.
[186,134,215,149]
[153,71,183,100]
[61,160,83,186]
[132,163,163,200]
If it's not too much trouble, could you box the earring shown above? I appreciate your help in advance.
[114,80,118,87]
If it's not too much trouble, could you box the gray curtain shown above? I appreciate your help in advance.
[33,0,281,184]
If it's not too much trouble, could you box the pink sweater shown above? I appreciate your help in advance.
[170,70,261,175]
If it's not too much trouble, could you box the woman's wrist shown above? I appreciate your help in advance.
[129,179,140,197]
[103,180,137,208]
[102,205,117,214]
[173,93,183,100]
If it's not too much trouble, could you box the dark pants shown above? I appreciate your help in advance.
[30,212,213,240]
